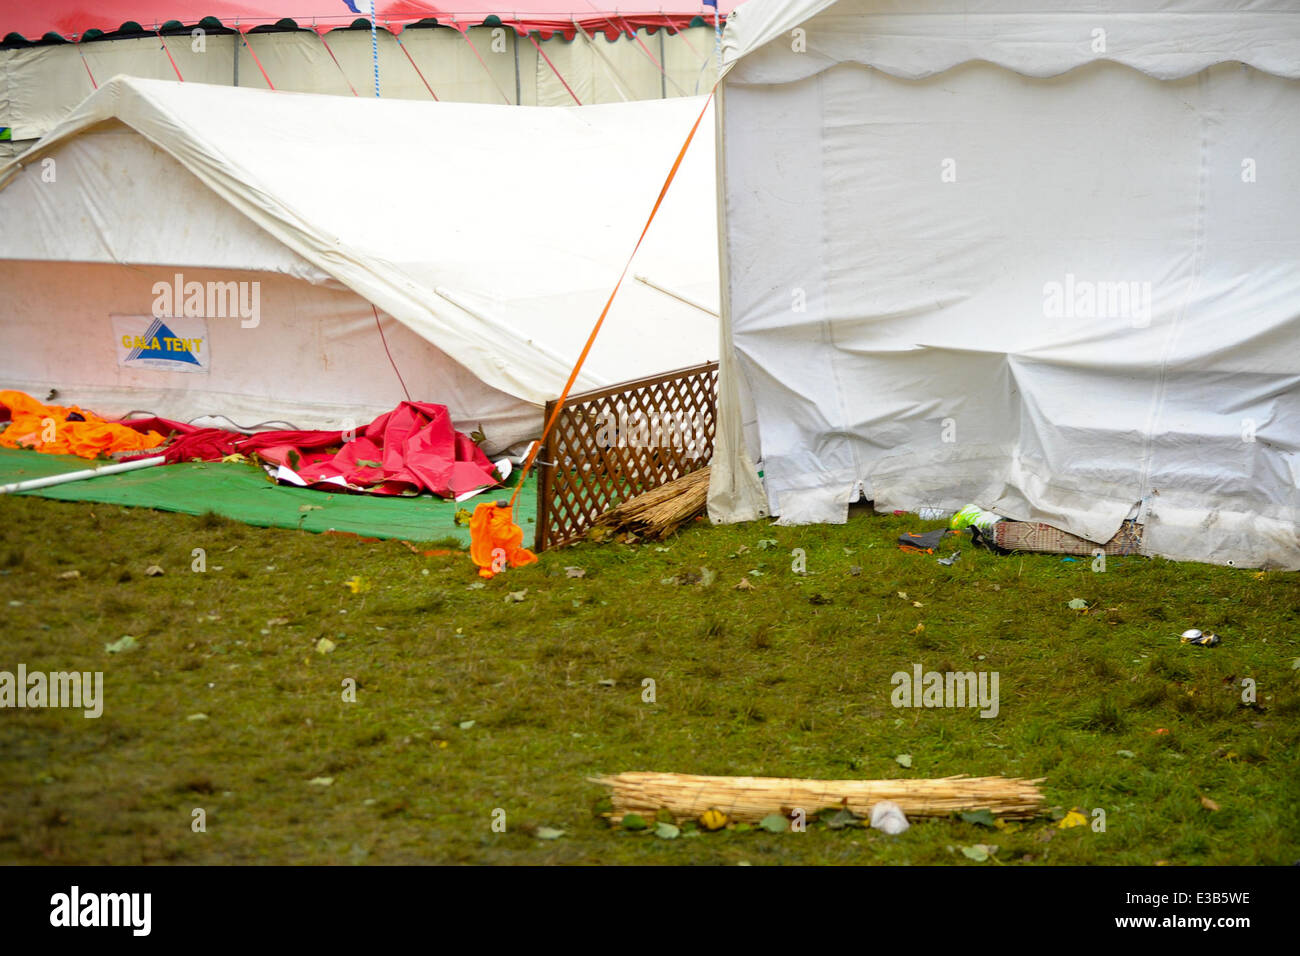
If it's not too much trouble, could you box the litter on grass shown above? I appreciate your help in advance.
[1181,628,1222,647]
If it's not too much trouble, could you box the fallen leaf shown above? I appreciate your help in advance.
[699,809,728,831]
[1116,749,1136,759]
[186,713,208,722]
[267,617,290,627]
[505,589,528,603]
[344,576,371,594]
[315,638,336,655]
[757,539,778,550]
[58,569,80,580]
[909,623,925,635]
[653,822,681,840]
[1057,808,1088,829]
[895,753,913,768]
[564,566,586,578]
[960,809,997,828]
[911,601,924,608]
[1067,598,1088,610]
[735,578,755,591]
[1199,795,1220,812]
[534,826,565,840]
[144,565,164,577]
[825,808,859,830]
[960,844,993,862]
[897,591,909,600]
[758,813,790,833]
[699,567,717,587]
[308,777,333,787]
[458,720,476,730]
[104,635,138,654]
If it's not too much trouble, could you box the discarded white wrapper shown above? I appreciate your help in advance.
[870,800,910,835]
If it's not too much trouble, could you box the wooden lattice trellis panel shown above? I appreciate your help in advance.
[535,361,718,551]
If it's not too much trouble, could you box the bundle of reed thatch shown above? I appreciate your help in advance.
[593,771,1046,823]
[595,466,710,540]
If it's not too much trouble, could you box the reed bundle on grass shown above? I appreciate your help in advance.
[595,466,710,540]
[593,771,1047,823]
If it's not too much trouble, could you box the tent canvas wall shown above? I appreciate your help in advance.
[0,76,719,451]
[708,0,1300,569]
[0,25,729,159]
[1,3,738,160]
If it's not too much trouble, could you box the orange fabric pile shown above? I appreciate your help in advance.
[469,501,537,579]
[0,390,165,459]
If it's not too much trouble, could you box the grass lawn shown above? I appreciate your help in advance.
[0,493,1297,865]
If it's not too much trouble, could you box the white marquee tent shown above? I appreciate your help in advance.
[0,76,718,451]
[707,0,1300,569]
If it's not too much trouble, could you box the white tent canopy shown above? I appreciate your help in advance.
[708,0,1300,568]
[0,76,718,448]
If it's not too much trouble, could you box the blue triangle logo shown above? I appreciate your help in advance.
[126,317,201,365]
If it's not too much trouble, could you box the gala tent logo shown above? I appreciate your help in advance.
[111,314,210,374]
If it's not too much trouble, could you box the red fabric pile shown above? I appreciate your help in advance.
[124,402,499,499]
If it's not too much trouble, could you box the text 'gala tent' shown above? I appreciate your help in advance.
[707,0,1300,569]
[0,76,718,452]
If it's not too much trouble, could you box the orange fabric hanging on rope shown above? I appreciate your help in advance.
[0,390,165,459]
[468,501,537,579]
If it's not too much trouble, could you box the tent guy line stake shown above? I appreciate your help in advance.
[0,456,166,496]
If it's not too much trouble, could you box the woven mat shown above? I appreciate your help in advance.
[992,519,1144,556]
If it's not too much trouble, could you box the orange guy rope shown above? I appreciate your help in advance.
[506,86,716,512]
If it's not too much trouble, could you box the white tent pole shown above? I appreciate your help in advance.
[0,455,166,496]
